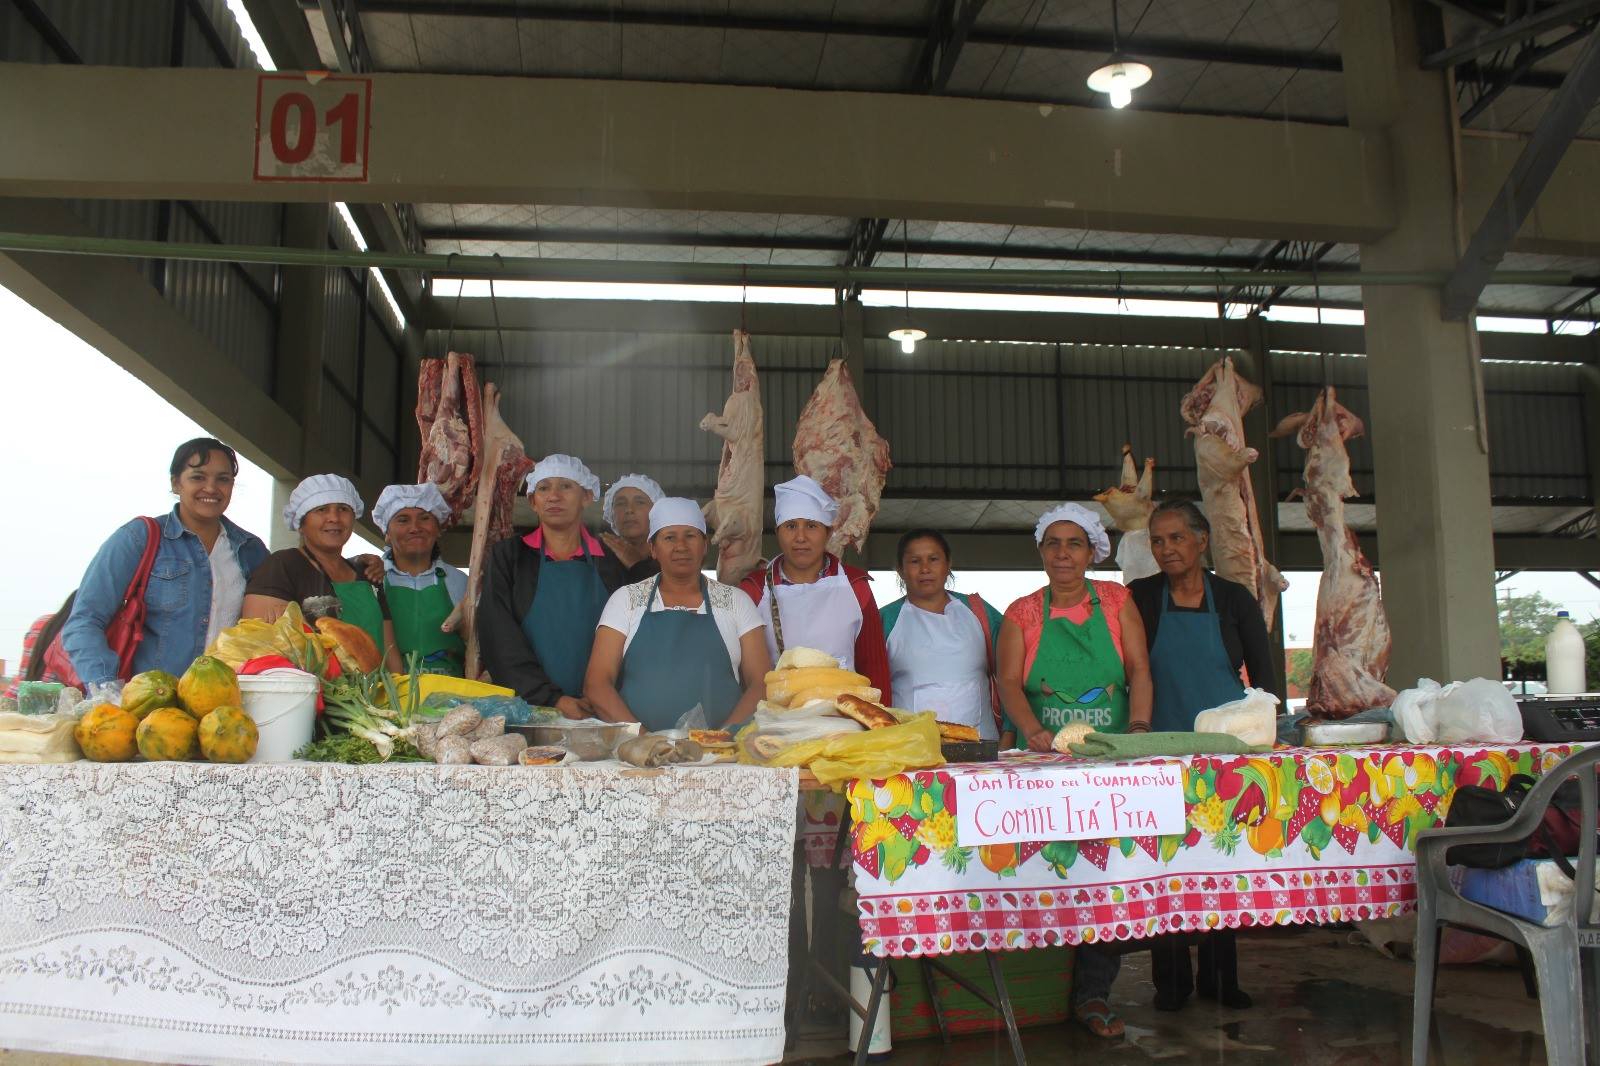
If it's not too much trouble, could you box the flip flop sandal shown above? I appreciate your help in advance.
[1074,999,1124,1039]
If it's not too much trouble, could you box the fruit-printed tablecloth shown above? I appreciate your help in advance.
[850,744,1576,958]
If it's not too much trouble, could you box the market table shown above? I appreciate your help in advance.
[0,761,799,1066]
[845,743,1577,959]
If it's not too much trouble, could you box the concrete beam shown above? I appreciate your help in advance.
[0,197,301,482]
[418,297,1598,364]
[0,63,1394,241]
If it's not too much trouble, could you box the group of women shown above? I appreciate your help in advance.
[59,437,1276,1036]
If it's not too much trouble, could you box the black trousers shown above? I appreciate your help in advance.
[1150,931,1240,997]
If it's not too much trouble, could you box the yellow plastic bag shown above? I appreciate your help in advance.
[207,603,330,673]
[741,711,945,789]
[387,674,514,708]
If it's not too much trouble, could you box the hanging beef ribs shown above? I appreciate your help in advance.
[416,351,483,518]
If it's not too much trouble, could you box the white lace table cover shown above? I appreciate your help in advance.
[0,762,799,1066]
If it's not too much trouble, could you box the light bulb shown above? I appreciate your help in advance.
[888,326,927,355]
[1109,71,1132,109]
[899,335,917,354]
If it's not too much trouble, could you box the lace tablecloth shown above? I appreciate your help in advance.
[847,744,1575,957]
[0,761,799,1065]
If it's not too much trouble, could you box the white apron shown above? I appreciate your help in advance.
[887,599,995,739]
[758,565,864,671]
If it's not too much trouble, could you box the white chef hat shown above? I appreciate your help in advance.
[647,497,708,540]
[373,482,451,532]
[1034,503,1112,563]
[603,473,665,533]
[524,454,601,500]
[774,475,838,527]
[283,474,365,532]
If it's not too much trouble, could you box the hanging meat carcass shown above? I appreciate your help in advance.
[416,352,484,518]
[1181,356,1287,630]
[454,383,535,679]
[1272,386,1395,719]
[699,330,765,584]
[1094,445,1159,582]
[793,358,891,558]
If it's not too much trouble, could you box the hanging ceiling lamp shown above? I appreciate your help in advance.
[1087,1,1152,109]
[887,220,926,355]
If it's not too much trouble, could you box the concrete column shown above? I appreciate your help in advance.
[273,204,330,474]
[1340,0,1501,685]
[1235,317,1288,697]
[269,479,297,553]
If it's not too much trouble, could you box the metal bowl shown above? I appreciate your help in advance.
[509,721,637,761]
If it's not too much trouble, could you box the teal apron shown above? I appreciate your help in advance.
[387,572,465,676]
[618,576,744,731]
[1149,574,1245,732]
[1022,586,1130,733]
[519,543,610,698]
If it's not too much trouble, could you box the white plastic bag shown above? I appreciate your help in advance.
[1193,687,1280,747]
[1393,677,1521,745]
[1433,677,1522,744]
[1392,678,1444,744]
[1114,529,1160,582]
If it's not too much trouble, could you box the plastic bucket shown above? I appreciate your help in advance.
[238,669,319,762]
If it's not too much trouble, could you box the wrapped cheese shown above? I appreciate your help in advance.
[1193,688,1279,748]
[0,713,82,764]
[787,685,881,709]
[764,668,871,707]
[775,648,839,671]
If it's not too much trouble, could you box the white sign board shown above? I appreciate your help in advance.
[954,764,1187,847]
[254,74,371,183]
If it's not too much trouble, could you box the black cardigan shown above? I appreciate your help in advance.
[476,534,638,706]
[1127,571,1280,699]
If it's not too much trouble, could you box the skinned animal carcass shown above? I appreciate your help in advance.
[700,331,765,584]
[1095,445,1159,582]
[793,359,891,558]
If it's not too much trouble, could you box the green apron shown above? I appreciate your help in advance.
[1022,585,1130,733]
[386,573,465,676]
[331,578,386,661]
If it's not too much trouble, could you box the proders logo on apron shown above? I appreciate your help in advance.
[1023,584,1130,733]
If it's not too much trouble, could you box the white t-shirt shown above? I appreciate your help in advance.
[597,578,767,674]
[206,528,246,649]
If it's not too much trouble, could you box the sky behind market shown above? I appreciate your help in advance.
[3,282,1597,681]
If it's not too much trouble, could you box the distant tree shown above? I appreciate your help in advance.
[1285,648,1313,696]
[1499,591,1562,668]
[1584,619,1600,688]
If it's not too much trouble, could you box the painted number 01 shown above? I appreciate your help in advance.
[269,91,361,166]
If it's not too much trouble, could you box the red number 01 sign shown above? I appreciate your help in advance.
[253,74,372,182]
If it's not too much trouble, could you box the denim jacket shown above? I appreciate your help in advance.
[62,506,269,685]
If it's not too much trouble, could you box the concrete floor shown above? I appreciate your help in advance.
[789,927,1553,1065]
[0,927,1557,1066]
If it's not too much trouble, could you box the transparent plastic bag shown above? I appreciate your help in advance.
[1393,677,1521,745]
[1193,687,1280,747]
[740,711,945,788]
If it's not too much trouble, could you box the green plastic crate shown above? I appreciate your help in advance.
[888,947,1074,1041]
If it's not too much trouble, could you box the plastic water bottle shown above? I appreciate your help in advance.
[846,952,892,1061]
[1547,611,1587,694]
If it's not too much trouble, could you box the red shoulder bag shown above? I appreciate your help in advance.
[42,517,162,688]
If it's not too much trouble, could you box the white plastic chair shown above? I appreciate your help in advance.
[1412,744,1600,1066]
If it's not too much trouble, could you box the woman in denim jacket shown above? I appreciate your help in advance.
[62,439,268,687]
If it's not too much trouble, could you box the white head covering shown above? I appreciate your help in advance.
[1034,503,1111,563]
[373,482,451,532]
[603,473,665,534]
[524,454,601,500]
[774,475,838,527]
[283,474,365,532]
[647,497,707,540]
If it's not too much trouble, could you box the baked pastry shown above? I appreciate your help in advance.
[314,617,381,674]
[937,722,980,744]
[689,729,735,749]
[835,695,899,730]
[518,745,567,766]
[1052,722,1096,753]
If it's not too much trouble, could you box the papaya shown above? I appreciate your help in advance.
[136,707,200,761]
[74,703,140,762]
[198,705,258,763]
[121,670,180,720]
[178,656,241,719]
